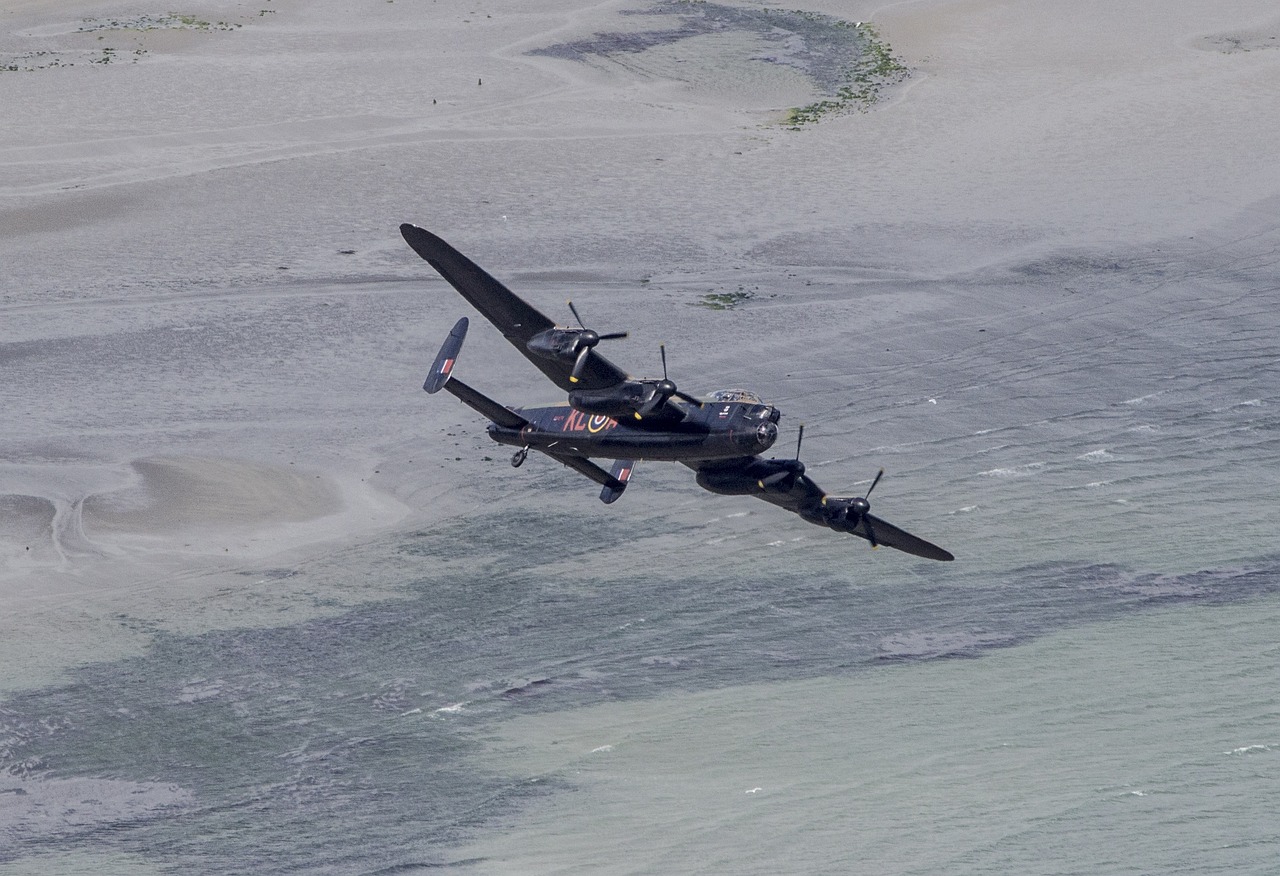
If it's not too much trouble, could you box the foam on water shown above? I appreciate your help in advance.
[1226,744,1273,756]
[978,462,1046,477]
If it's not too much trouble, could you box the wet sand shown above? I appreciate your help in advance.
[3,0,1280,685]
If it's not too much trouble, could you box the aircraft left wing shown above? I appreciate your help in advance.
[401,224,631,392]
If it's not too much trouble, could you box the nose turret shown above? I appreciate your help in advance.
[755,420,778,448]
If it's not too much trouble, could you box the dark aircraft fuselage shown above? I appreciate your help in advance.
[488,398,780,462]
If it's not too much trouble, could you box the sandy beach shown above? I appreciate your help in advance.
[3,0,1280,870]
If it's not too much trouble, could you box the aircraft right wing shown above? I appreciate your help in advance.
[686,458,954,561]
[401,224,631,392]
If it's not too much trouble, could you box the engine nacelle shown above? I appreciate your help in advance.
[569,381,695,423]
[568,382,650,419]
[819,496,870,531]
[695,467,759,496]
[526,328,586,363]
[696,455,793,495]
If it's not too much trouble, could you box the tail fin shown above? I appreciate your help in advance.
[546,454,636,504]
[424,317,468,394]
[599,459,635,504]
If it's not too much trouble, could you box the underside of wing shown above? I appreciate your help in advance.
[687,458,954,561]
[852,514,955,562]
[401,224,630,392]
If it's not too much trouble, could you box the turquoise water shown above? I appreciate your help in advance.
[2,521,1277,873]
[462,595,1280,874]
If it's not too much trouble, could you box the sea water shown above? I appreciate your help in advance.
[2,531,1277,873]
[3,229,1279,873]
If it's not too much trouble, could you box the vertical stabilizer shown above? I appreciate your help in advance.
[600,459,635,504]
[424,317,468,394]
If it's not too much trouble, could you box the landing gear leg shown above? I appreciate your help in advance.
[511,446,529,468]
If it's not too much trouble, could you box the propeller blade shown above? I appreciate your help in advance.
[760,470,793,490]
[564,302,627,387]
[639,379,674,416]
[636,344,701,416]
[570,345,591,384]
[782,424,806,481]
[859,469,884,546]
[865,468,884,499]
[674,389,705,408]
[819,468,952,559]
[759,426,808,492]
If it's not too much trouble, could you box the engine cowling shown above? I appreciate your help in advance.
[526,328,588,363]
[695,454,793,496]
[695,466,759,495]
[820,496,871,530]
[569,381,670,420]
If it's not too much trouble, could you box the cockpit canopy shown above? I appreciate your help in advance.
[709,388,764,404]
[708,389,780,424]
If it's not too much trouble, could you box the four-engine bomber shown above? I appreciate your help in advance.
[403,223,953,561]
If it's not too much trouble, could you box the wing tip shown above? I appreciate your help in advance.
[400,222,441,257]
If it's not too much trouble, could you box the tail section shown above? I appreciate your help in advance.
[422,313,635,505]
[599,459,635,504]
[424,316,529,430]
[424,317,468,394]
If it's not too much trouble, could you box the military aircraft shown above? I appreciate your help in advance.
[402,223,953,561]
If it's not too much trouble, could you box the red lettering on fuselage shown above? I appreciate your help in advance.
[561,410,618,434]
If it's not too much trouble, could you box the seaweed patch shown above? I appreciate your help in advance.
[3,13,242,73]
[529,1,909,126]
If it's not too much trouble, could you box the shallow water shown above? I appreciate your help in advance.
[2,516,1278,872]
[465,595,1280,875]
[5,220,1280,871]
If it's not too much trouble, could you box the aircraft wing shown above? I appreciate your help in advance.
[686,459,954,561]
[846,512,955,563]
[401,224,631,392]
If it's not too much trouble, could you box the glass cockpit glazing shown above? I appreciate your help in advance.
[709,389,780,424]
[709,389,763,404]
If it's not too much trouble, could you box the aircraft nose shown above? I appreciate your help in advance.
[756,421,778,447]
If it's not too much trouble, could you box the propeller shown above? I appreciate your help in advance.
[635,344,704,418]
[566,300,628,384]
[758,424,806,491]
[852,468,883,547]
[824,468,885,547]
